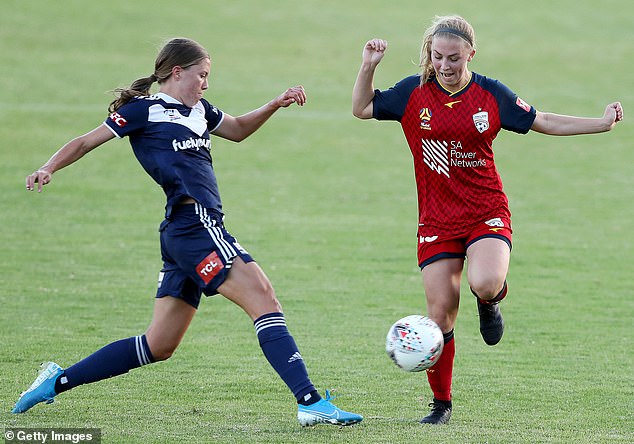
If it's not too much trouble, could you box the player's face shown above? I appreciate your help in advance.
[430,37,474,93]
[177,58,211,107]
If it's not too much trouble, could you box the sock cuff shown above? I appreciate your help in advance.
[472,280,508,304]
[135,335,155,366]
[443,329,455,344]
[433,397,453,407]
[254,312,286,335]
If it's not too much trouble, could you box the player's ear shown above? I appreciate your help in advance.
[467,49,476,62]
[171,66,183,80]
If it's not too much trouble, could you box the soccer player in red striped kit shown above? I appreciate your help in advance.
[352,15,623,424]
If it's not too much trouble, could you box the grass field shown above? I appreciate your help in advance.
[1,1,633,443]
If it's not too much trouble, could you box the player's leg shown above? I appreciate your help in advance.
[466,237,510,346]
[144,295,197,360]
[12,296,196,414]
[419,257,463,425]
[217,257,362,426]
[12,297,196,413]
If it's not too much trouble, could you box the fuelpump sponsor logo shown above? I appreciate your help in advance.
[172,137,211,152]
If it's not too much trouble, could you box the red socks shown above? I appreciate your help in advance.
[425,331,455,401]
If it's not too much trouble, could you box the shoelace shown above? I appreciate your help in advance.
[427,401,450,412]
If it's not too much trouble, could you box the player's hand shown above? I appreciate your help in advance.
[603,102,623,130]
[275,86,306,108]
[26,169,53,193]
[362,39,388,66]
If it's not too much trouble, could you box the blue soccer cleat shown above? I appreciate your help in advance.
[12,362,63,414]
[297,390,363,426]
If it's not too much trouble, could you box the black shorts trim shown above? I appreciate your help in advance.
[419,252,465,270]
[466,233,512,251]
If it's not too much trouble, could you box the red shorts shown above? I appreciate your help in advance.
[417,217,512,269]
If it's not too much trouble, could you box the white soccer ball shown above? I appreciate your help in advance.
[386,315,444,372]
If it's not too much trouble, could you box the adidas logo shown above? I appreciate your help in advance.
[288,352,303,363]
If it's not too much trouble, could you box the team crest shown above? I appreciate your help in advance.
[485,218,504,227]
[472,111,489,133]
[163,109,181,121]
[419,108,432,130]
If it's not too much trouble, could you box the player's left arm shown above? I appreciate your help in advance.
[531,102,623,135]
[213,86,306,142]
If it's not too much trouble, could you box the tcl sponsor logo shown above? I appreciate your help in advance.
[109,112,128,127]
[196,251,224,284]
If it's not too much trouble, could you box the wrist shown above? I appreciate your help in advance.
[360,60,379,72]
[268,98,282,111]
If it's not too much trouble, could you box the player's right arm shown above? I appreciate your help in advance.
[26,124,115,192]
[352,39,388,120]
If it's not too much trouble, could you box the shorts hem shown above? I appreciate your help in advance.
[155,293,200,310]
[466,233,512,250]
[419,252,465,269]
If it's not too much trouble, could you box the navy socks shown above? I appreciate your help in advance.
[52,315,319,406]
[254,312,319,404]
[55,335,154,393]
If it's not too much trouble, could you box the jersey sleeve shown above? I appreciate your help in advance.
[482,77,536,134]
[372,75,420,122]
[201,99,225,133]
[103,99,150,138]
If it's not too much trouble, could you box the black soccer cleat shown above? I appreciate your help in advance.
[420,398,452,425]
[477,299,504,345]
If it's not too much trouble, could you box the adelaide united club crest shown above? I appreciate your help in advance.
[472,109,489,133]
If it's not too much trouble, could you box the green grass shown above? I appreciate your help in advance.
[1,0,633,443]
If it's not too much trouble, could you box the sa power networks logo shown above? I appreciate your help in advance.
[422,139,487,177]
[109,112,128,128]
[419,108,432,130]
[422,139,450,177]
[196,251,224,285]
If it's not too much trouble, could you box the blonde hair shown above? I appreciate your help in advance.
[419,15,476,85]
[109,38,209,112]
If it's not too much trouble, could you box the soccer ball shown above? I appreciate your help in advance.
[386,315,444,372]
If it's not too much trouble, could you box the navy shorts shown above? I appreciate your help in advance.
[156,203,254,309]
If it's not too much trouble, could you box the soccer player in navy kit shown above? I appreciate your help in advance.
[15,37,362,427]
[352,15,623,424]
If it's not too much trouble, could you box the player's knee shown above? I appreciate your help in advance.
[469,277,504,301]
[149,344,177,362]
[256,278,280,307]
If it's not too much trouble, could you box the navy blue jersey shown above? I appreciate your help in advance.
[104,92,225,214]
